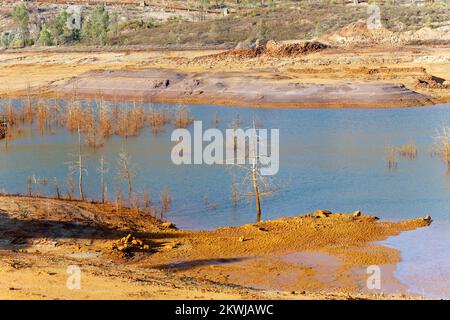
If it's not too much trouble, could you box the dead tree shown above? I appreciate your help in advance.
[97,155,109,203]
[77,125,85,200]
[117,146,136,204]
[434,126,450,171]
[226,120,278,223]
[67,124,87,201]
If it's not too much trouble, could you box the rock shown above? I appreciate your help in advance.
[238,236,246,242]
[164,79,170,87]
[161,222,176,229]
[153,79,170,88]
[353,210,361,217]
[314,210,332,218]
[112,234,148,253]
[422,214,432,224]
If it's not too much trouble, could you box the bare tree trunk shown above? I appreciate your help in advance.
[252,167,262,223]
[126,171,132,204]
[99,156,105,203]
[77,124,84,200]
[251,120,262,223]
[118,148,134,205]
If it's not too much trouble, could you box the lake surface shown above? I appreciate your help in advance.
[1,100,449,298]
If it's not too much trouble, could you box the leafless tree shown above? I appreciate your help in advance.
[160,189,171,219]
[117,146,136,204]
[226,120,278,223]
[53,177,61,199]
[434,126,450,171]
[97,155,109,203]
[67,124,87,200]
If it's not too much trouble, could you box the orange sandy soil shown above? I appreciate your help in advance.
[0,45,449,108]
[0,195,431,300]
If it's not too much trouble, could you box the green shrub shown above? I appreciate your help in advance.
[81,5,110,45]
[1,32,12,48]
[9,38,24,49]
[12,4,29,35]
[38,25,53,46]
[48,11,79,45]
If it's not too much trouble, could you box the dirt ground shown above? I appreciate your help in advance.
[0,195,431,300]
[0,44,448,108]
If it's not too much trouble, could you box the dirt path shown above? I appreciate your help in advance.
[0,195,431,299]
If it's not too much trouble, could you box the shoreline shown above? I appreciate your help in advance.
[0,46,449,109]
[0,195,432,300]
[52,69,437,109]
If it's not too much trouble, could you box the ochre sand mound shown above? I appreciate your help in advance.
[0,195,431,299]
[0,45,449,108]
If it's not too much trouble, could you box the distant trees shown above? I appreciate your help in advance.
[117,147,136,204]
[11,4,30,47]
[5,4,117,48]
[81,5,110,45]
[37,25,53,46]
[12,4,30,36]
[48,11,80,45]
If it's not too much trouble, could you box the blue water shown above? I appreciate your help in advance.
[1,100,449,298]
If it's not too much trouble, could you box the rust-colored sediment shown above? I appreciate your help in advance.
[0,195,431,299]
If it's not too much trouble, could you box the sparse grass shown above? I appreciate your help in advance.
[160,189,171,219]
[174,106,194,128]
[385,145,399,169]
[399,143,418,160]
[0,97,196,144]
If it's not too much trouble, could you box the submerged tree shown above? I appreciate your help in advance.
[12,4,30,42]
[117,146,136,204]
[67,124,87,200]
[97,155,109,203]
[226,120,278,223]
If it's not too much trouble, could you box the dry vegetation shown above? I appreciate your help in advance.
[0,95,196,143]
[1,1,449,48]
[434,127,450,171]
[385,142,419,169]
[0,95,198,218]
